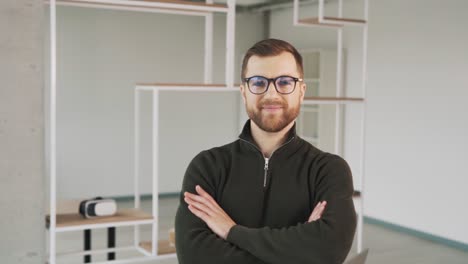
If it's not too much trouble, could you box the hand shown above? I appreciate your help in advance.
[184,185,236,240]
[308,201,327,222]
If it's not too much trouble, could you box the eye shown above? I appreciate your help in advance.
[253,81,266,86]
[277,77,294,86]
[250,77,267,87]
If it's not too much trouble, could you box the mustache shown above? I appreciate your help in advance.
[258,99,286,108]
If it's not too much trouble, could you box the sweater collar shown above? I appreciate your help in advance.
[238,119,298,151]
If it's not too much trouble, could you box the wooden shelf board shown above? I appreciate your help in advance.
[46,208,152,229]
[49,0,227,13]
[298,18,342,28]
[303,96,364,102]
[323,16,367,24]
[299,17,366,27]
[136,0,226,9]
[140,240,176,255]
[46,199,81,215]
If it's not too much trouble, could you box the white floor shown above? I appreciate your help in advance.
[53,197,468,264]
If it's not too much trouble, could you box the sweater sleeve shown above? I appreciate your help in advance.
[175,151,266,264]
[225,155,357,264]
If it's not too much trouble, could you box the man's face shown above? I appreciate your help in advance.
[241,52,305,133]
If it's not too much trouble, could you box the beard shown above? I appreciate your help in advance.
[246,98,300,133]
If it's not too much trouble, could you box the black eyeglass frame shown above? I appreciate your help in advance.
[243,75,304,95]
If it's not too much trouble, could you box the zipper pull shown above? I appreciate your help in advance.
[263,158,269,187]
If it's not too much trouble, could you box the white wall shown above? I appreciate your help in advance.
[270,0,468,245]
[52,7,264,198]
[363,0,468,246]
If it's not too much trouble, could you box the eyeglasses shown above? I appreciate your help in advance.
[243,75,303,95]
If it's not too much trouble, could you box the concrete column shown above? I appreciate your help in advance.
[0,0,45,263]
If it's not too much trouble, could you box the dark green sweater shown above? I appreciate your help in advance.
[175,120,356,264]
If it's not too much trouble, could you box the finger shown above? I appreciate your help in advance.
[185,192,218,211]
[321,201,327,209]
[316,201,327,216]
[308,202,322,222]
[309,201,327,222]
[312,201,322,213]
[185,190,209,203]
[184,196,214,216]
[184,195,200,206]
[308,209,318,222]
[195,185,224,211]
[308,213,319,222]
[195,186,221,208]
[318,201,327,213]
[185,195,209,206]
[195,185,211,198]
[188,204,209,222]
[314,201,328,219]
[185,192,230,222]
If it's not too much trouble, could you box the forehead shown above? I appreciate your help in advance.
[245,52,300,78]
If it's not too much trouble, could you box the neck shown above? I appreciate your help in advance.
[250,120,295,158]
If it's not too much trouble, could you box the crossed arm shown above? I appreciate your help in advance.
[184,185,327,240]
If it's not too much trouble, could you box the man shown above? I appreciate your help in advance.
[175,39,356,264]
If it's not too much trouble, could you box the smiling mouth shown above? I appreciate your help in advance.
[262,105,283,110]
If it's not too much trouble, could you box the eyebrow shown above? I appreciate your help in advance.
[246,74,300,78]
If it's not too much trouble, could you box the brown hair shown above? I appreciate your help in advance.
[241,38,304,80]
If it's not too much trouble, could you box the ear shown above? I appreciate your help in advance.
[299,82,306,103]
[240,84,247,105]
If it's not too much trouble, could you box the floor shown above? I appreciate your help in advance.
[54,197,468,264]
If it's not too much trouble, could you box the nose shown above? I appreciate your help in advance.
[264,80,280,98]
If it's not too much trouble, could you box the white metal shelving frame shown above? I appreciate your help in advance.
[46,0,236,263]
[133,83,240,259]
[293,0,369,254]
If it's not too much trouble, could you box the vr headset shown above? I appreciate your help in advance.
[79,197,117,218]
